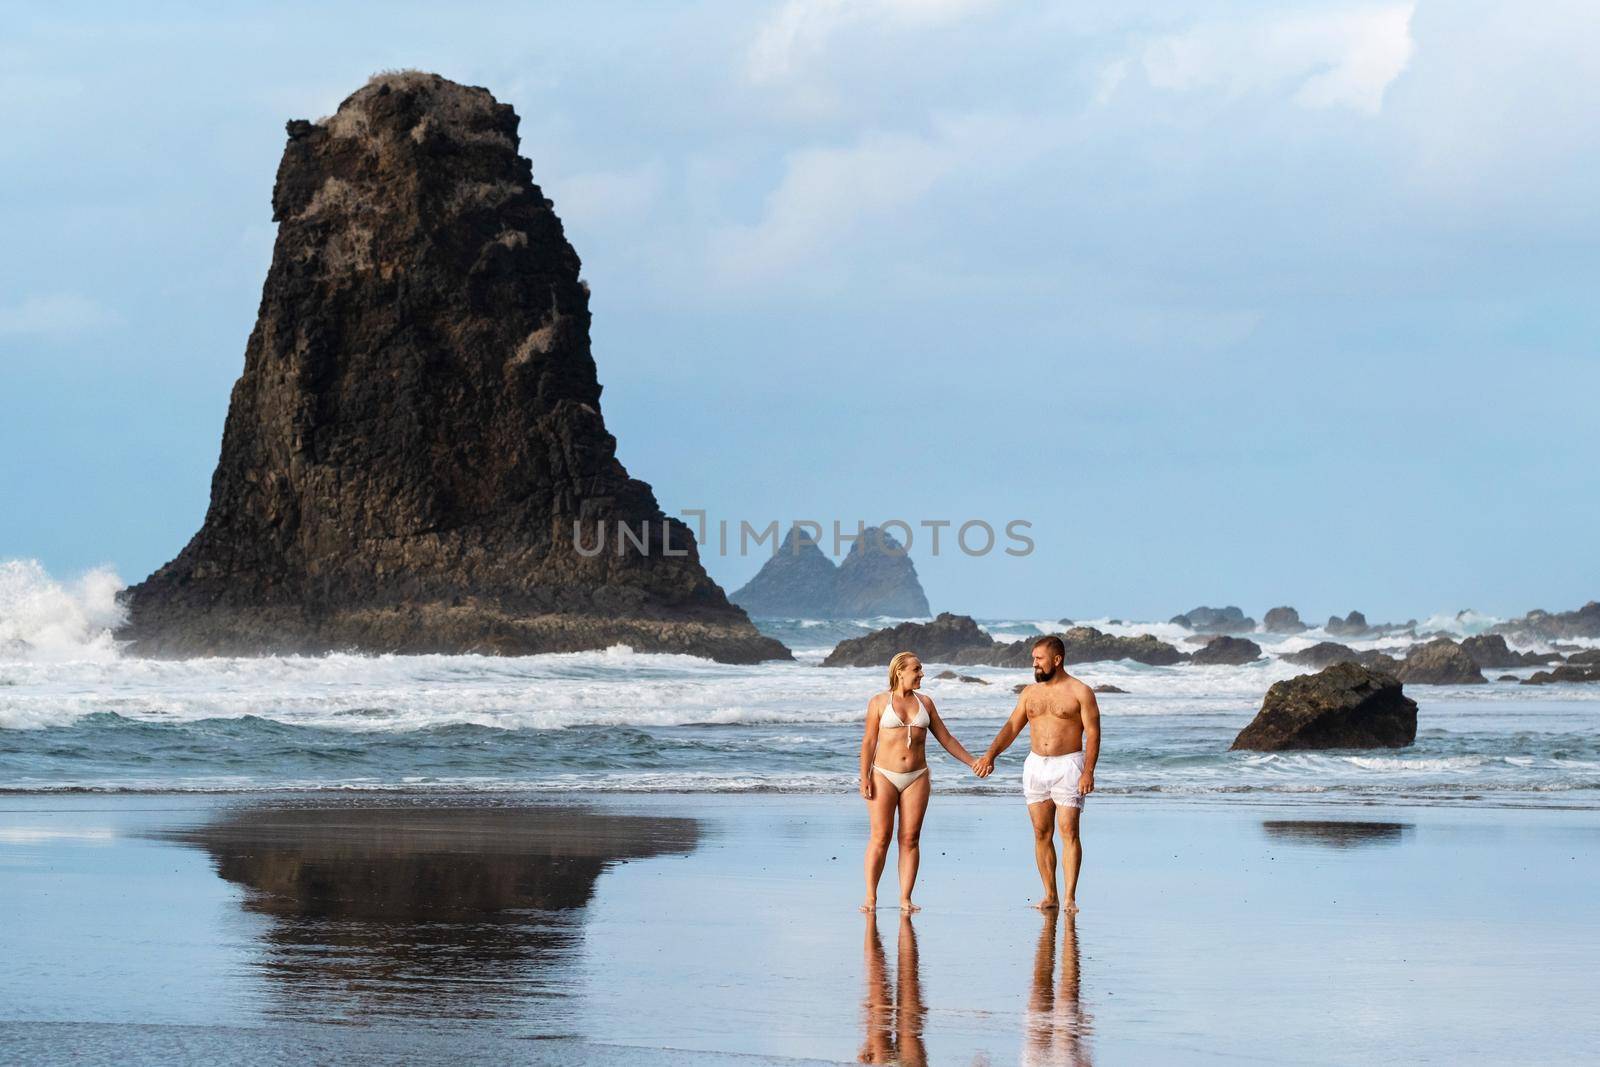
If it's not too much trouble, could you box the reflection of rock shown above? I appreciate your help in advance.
[117,73,784,664]
[731,525,930,619]
[1231,662,1417,751]
[822,612,992,667]
[1262,607,1308,633]
[1325,611,1370,638]
[1521,664,1600,685]
[1395,639,1486,685]
[1260,820,1412,848]
[1190,636,1262,665]
[1170,606,1255,633]
[934,669,988,685]
[160,804,697,1024]
[1494,601,1600,640]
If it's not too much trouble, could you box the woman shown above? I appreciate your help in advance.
[859,651,981,912]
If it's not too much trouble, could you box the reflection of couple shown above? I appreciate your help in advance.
[859,910,1093,1066]
[859,638,1102,912]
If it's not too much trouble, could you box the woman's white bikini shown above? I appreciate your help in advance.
[873,692,932,791]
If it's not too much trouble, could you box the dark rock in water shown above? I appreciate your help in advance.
[1325,611,1370,638]
[1494,601,1600,640]
[974,626,1183,668]
[1395,639,1486,685]
[822,612,993,667]
[934,669,988,685]
[1057,617,1074,626]
[728,527,838,618]
[1190,636,1263,665]
[1521,664,1600,685]
[1283,641,1396,671]
[731,524,929,619]
[1013,683,1027,694]
[1231,663,1417,751]
[1093,684,1127,694]
[118,73,786,664]
[1262,606,1308,633]
[1170,605,1256,633]
[1565,649,1600,666]
[1459,634,1555,669]
[1497,674,1519,682]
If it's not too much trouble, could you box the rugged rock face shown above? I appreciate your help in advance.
[1191,636,1263,665]
[1231,663,1417,751]
[1494,601,1600,640]
[730,525,929,619]
[118,73,787,663]
[821,612,993,667]
[821,616,1183,668]
[1395,639,1486,685]
[1458,634,1559,669]
[1262,606,1308,633]
[1521,664,1600,685]
[1283,641,1395,671]
[1170,606,1256,633]
[726,527,838,618]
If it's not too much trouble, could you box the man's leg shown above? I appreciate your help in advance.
[1028,800,1058,909]
[1058,805,1082,913]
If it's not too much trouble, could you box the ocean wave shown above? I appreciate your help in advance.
[0,560,125,663]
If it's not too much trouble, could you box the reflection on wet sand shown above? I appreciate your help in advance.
[160,804,697,1028]
[1025,912,1093,1067]
[1261,820,1413,849]
[860,912,926,1066]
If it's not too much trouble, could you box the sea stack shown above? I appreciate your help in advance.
[730,525,930,619]
[119,72,788,663]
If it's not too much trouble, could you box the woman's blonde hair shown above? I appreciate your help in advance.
[887,651,920,693]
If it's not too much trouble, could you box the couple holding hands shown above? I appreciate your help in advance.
[859,636,1101,914]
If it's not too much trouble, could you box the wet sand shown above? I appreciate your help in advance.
[2,793,1597,1063]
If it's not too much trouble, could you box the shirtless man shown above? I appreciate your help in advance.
[972,636,1101,912]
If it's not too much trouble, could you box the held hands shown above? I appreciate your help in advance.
[971,756,994,778]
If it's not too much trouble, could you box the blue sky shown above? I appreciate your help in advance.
[2,0,1596,622]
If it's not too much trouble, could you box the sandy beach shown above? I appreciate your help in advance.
[3,792,1596,1064]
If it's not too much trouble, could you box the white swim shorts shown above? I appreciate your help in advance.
[1022,750,1086,809]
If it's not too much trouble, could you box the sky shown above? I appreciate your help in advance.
[1,0,1597,623]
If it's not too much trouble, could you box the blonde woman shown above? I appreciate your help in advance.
[859,651,982,912]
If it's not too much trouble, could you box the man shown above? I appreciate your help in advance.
[972,636,1101,912]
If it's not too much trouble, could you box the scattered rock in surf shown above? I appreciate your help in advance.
[1492,601,1600,640]
[1262,606,1308,633]
[1093,684,1128,694]
[934,669,988,685]
[1565,649,1600,666]
[822,613,993,667]
[1497,674,1519,682]
[1170,605,1256,633]
[1231,662,1417,751]
[1520,664,1600,685]
[1191,635,1263,666]
[1283,641,1396,671]
[1459,634,1559,669]
[1394,638,1487,685]
[1325,611,1370,638]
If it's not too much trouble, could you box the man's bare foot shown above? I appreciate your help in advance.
[1063,900,1079,914]
[900,900,921,912]
[1033,898,1060,911]
[860,900,877,912]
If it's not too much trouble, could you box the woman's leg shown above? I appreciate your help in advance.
[895,773,930,910]
[862,772,899,911]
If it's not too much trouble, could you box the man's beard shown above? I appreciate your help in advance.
[1034,667,1056,682]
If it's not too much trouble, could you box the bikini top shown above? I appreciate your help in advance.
[879,692,931,730]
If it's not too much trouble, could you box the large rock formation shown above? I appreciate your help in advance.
[1231,663,1417,751]
[1324,611,1370,638]
[1170,605,1256,633]
[118,73,787,663]
[1458,634,1560,669]
[1394,639,1486,685]
[730,525,930,619]
[821,612,992,667]
[1283,641,1396,672]
[1262,606,1308,633]
[1521,664,1600,685]
[1190,635,1263,665]
[1494,601,1600,640]
[821,615,1183,668]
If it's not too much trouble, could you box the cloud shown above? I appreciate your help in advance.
[546,161,665,228]
[1140,3,1415,114]
[746,0,996,86]
[0,294,120,341]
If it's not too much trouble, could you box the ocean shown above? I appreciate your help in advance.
[2,561,1597,805]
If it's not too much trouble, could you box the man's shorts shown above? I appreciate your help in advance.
[1022,750,1086,809]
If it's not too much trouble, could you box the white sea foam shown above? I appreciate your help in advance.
[0,560,126,663]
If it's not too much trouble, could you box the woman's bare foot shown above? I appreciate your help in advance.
[900,900,921,912]
[1033,897,1060,911]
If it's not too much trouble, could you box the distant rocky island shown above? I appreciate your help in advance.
[118,73,787,664]
[730,525,930,619]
